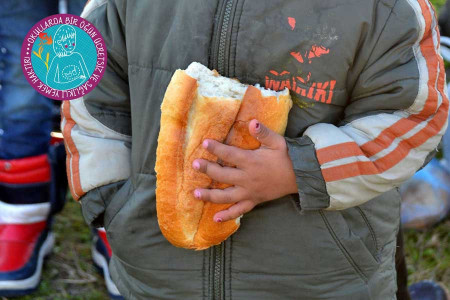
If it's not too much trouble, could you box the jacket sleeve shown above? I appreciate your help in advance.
[61,0,130,226]
[286,0,449,211]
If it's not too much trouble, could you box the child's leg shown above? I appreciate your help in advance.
[0,1,60,296]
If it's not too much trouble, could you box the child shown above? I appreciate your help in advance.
[63,0,448,298]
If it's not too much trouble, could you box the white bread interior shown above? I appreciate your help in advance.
[185,62,288,98]
[185,62,247,99]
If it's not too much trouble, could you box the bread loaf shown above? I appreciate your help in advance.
[155,62,292,250]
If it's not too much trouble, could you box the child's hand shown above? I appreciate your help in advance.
[192,119,298,222]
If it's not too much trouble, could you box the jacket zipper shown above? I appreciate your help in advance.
[217,0,234,75]
[211,1,234,299]
[213,243,225,300]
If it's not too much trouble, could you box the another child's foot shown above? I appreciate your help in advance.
[0,202,53,297]
[92,228,124,300]
[409,280,449,300]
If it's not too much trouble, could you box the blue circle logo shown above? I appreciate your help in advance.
[22,14,107,100]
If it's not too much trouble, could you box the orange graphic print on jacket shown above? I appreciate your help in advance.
[265,17,337,104]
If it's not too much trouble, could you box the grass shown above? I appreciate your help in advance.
[404,220,450,287]
[433,0,447,11]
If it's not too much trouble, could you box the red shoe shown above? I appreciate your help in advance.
[92,228,124,299]
[0,202,53,297]
[0,155,53,297]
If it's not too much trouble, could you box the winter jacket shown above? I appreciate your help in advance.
[61,0,448,299]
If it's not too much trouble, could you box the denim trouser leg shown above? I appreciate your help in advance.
[0,1,59,160]
[68,0,87,16]
[0,1,65,211]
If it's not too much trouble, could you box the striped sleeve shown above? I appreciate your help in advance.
[61,0,131,203]
[61,99,131,201]
[301,0,448,210]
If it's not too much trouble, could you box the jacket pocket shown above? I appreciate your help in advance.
[104,173,205,274]
[80,179,130,228]
[103,179,133,230]
[320,210,380,283]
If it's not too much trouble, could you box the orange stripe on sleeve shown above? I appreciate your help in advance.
[317,0,444,171]
[62,101,84,200]
[317,142,364,165]
[322,99,448,182]
[417,0,439,119]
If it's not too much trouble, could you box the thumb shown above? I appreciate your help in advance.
[249,119,284,149]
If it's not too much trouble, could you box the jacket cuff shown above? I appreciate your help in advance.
[80,180,126,227]
[285,136,330,210]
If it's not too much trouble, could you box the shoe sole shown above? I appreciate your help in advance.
[91,240,123,299]
[0,232,54,296]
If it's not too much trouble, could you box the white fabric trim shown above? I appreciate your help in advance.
[406,0,429,115]
[340,112,407,148]
[62,99,131,196]
[427,0,445,110]
[304,123,355,150]
[321,155,370,169]
[0,201,50,224]
[80,0,107,19]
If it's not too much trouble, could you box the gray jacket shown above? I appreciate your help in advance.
[61,0,448,299]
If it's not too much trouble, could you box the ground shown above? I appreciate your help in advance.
[2,0,450,299]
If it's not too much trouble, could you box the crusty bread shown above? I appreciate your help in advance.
[155,62,292,250]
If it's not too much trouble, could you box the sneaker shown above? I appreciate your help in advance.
[0,201,53,297]
[92,228,124,300]
[409,280,450,300]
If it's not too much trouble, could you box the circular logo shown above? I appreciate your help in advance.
[21,14,107,100]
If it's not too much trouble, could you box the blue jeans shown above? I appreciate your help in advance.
[0,1,84,210]
[0,0,84,160]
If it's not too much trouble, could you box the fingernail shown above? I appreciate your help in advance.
[194,190,201,199]
[255,121,260,131]
[215,218,223,223]
[193,161,200,170]
[202,140,209,149]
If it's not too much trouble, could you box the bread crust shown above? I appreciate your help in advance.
[156,70,197,247]
[178,94,241,247]
[156,69,293,250]
[156,70,242,249]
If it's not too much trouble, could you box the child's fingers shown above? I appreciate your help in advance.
[203,139,248,166]
[194,186,243,204]
[248,119,285,150]
[192,159,243,185]
[213,200,255,222]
